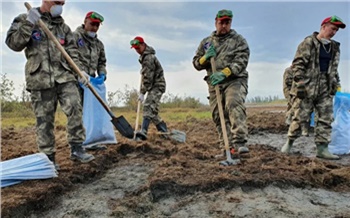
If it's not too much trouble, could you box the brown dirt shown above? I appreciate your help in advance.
[1,105,350,217]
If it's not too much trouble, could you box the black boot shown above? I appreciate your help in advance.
[135,118,151,140]
[156,121,169,139]
[70,144,95,163]
[156,121,168,133]
[47,153,60,171]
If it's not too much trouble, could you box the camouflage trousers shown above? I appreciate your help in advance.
[288,75,333,144]
[30,82,85,155]
[143,89,163,125]
[209,79,248,147]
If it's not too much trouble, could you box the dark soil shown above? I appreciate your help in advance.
[2,105,350,217]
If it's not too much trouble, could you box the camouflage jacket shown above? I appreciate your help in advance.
[291,32,341,98]
[192,29,250,86]
[73,25,107,77]
[5,9,80,91]
[283,66,293,99]
[139,45,166,94]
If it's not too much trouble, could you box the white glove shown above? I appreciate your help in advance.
[26,8,41,25]
[138,93,145,102]
[78,71,90,86]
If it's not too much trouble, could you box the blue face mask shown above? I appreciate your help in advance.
[87,31,96,38]
[50,5,63,17]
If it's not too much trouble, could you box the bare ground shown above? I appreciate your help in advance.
[1,105,350,218]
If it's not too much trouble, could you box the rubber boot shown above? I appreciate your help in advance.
[281,138,294,154]
[156,121,168,133]
[47,153,60,171]
[70,144,95,163]
[316,144,340,160]
[238,145,249,154]
[136,118,151,140]
[156,121,169,139]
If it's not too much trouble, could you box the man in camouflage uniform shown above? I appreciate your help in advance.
[281,16,345,160]
[74,11,107,87]
[192,9,249,154]
[5,0,95,170]
[283,66,310,136]
[73,11,108,150]
[130,36,167,140]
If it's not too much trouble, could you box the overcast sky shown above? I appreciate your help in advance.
[1,0,349,104]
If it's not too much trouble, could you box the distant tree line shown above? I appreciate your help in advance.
[0,73,204,114]
[246,95,283,103]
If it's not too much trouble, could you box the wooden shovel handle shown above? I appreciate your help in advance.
[24,2,114,118]
[210,58,230,151]
[134,74,143,138]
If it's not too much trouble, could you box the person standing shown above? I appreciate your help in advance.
[281,16,346,160]
[283,65,311,136]
[73,11,111,150]
[5,0,95,170]
[130,36,167,140]
[192,9,250,154]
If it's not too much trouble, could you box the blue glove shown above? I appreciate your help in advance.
[91,73,106,85]
[210,72,226,86]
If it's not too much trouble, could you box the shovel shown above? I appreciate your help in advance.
[24,2,134,139]
[210,56,240,166]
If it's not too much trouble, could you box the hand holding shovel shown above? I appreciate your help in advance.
[210,55,240,166]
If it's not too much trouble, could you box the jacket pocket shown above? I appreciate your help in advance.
[25,59,41,75]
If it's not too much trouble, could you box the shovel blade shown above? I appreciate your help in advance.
[111,116,134,139]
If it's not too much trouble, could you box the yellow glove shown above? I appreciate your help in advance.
[337,86,341,92]
[221,67,231,77]
[199,45,216,65]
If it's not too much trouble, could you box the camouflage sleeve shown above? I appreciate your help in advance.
[283,67,293,99]
[63,24,82,72]
[192,38,211,71]
[292,37,313,82]
[227,35,250,77]
[140,54,156,94]
[98,41,107,75]
[5,14,34,52]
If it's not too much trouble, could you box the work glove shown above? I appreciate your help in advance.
[296,81,306,99]
[78,71,90,86]
[210,68,231,86]
[91,73,106,85]
[26,8,41,25]
[138,93,145,102]
[199,45,216,65]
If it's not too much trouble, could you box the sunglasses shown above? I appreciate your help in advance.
[89,12,104,22]
[330,15,343,23]
[217,10,233,18]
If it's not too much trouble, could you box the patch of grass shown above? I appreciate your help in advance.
[1,108,212,129]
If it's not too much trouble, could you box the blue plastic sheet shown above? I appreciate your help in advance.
[1,153,58,188]
[329,92,350,155]
[81,79,117,148]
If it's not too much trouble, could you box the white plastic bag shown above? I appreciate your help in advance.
[329,92,350,155]
[82,80,117,148]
